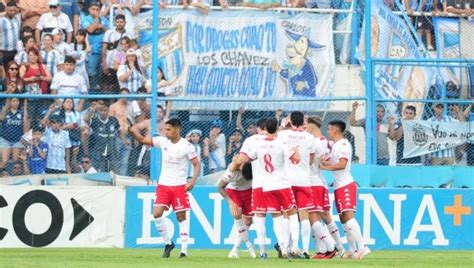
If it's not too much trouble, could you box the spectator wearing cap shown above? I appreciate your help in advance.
[204,119,226,173]
[81,1,109,91]
[17,0,50,30]
[117,48,144,94]
[50,56,88,112]
[0,1,21,79]
[226,128,242,164]
[58,0,80,35]
[43,114,72,174]
[102,14,135,93]
[186,129,204,178]
[35,0,74,46]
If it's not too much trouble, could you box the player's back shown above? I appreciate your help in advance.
[240,134,267,189]
[278,129,315,186]
[249,137,293,192]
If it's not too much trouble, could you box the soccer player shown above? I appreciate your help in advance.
[236,118,269,259]
[235,118,300,259]
[277,111,316,258]
[217,160,256,259]
[306,116,344,259]
[128,118,200,258]
[319,120,370,259]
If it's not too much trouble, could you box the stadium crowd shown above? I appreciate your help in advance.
[0,0,472,178]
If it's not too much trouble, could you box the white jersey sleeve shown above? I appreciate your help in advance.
[220,168,252,190]
[331,139,354,189]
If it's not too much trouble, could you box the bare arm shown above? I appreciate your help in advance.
[128,123,154,146]
[320,158,348,171]
[23,100,30,133]
[236,106,244,130]
[186,157,200,191]
[65,147,71,173]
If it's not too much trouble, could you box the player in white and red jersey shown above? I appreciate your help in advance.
[306,116,343,259]
[235,118,301,259]
[217,160,256,259]
[319,120,370,259]
[128,118,200,258]
[237,118,269,259]
[277,111,317,258]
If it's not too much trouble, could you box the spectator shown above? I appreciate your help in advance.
[81,1,109,91]
[236,106,257,138]
[51,27,73,57]
[59,0,80,35]
[136,86,150,121]
[17,0,50,30]
[350,102,390,165]
[428,103,464,165]
[14,35,37,65]
[35,0,74,45]
[77,0,88,23]
[16,26,35,53]
[102,14,135,94]
[80,99,103,156]
[109,87,142,175]
[184,0,211,14]
[26,125,48,174]
[204,119,226,173]
[443,0,474,16]
[0,1,21,79]
[43,114,71,174]
[117,48,144,94]
[186,128,204,178]
[129,39,145,68]
[388,105,422,165]
[68,29,91,87]
[403,0,439,51]
[0,166,8,177]
[159,0,182,9]
[40,34,64,78]
[2,61,24,94]
[87,103,121,173]
[80,155,98,174]
[59,98,82,169]
[226,128,242,163]
[112,36,130,69]
[50,56,88,112]
[10,159,28,176]
[0,98,29,164]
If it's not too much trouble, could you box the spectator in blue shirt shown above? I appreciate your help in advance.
[81,2,109,92]
[43,114,72,174]
[26,125,49,174]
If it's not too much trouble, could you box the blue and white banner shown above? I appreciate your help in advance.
[403,120,474,158]
[357,0,435,116]
[134,9,335,110]
[124,186,474,250]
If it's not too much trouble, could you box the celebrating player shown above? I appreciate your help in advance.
[319,120,370,259]
[236,118,269,259]
[217,159,256,259]
[306,116,343,259]
[235,118,301,259]
[277,111,317,258]
[128,118,200,258]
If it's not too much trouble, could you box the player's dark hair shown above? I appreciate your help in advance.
[115,14,126,21]
[256,118,267,131]
[241,163,253,181]
[405,105,416,115]
[290,111,304,127]
[308,116,322,128]
[120,87,130,94]
[157,104,164,110]
[7,1,17,7]
[166,118,181,128]
[265,118,278,134]
[64,55,76,64]
[328,120,346,133]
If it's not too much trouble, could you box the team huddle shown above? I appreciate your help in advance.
[128,111,369,260]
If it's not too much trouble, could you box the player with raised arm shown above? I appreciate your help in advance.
[217,159,257,259]
[319,120,370,259]
[235,118,269,259]
[128,118,200,258]
[234,118,301,259]
[306,116,343,259]
[277,111,317,258]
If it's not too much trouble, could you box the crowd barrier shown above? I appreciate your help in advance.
[1,185,472,250]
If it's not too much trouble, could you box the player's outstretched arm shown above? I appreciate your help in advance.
[128,124,153,146]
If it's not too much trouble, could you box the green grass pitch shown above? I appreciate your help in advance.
[0,249,472,268]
